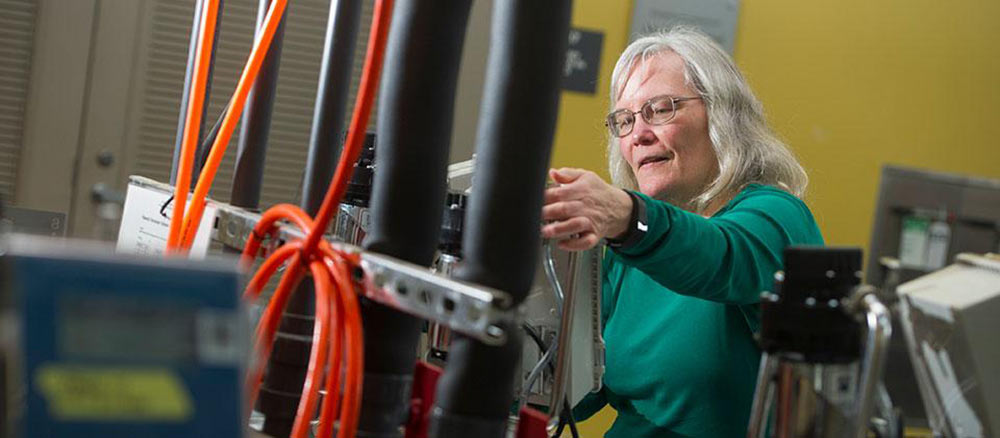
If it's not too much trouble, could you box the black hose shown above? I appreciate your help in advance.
[252,0,361,437]
[427,1,571,436]
[196,102,229,176]
[300,0,364,215]
[231,0,286,209]
[359,1,473,436]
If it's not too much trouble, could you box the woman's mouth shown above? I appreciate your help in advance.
[639,156,671,169]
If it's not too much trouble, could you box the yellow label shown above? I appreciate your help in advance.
[35,364,193,421]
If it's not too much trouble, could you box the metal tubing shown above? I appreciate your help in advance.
[360,0,473,436]
[747,353,779,438]
[854,294,892,438]
[300,0,364,214]
[428,1,571,436]
[231,0,285,208]
[171,0,223,187]
[548,252,579,426]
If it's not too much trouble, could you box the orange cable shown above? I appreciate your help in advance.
[301,0,394,252]
[178,0,288,250]
[315,263,345,438]
[166,0,219,251]
[246,252,305,407]
[322,250,365,436]
[238,0,394,435]
[290,260,333,438]
[243,241,300,301]
[238,204,313,269]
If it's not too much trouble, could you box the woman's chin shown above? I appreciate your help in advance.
[636,174,673,196]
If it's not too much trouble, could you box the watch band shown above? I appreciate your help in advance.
[606,190,648,250]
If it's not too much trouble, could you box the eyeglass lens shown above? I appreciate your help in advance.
[609,96,677,137]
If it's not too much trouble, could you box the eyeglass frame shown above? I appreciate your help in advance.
[605,95,702,138]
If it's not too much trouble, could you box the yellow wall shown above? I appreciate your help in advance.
[550,1,632,180]
[550,0,634,435]
[735,1,1000,250]
[551,1,1000,436]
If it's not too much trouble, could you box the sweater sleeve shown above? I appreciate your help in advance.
[612,187,823,305]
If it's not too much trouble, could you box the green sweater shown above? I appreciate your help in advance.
[573,184,824,437]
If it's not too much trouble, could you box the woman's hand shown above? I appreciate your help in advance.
[542,168,634,251]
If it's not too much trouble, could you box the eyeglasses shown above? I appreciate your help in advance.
[605,95,701,138]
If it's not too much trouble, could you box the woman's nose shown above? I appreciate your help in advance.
[631,123,657,146]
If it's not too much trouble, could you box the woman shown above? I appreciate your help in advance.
[541,28,824,437]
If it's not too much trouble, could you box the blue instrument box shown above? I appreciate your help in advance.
[4,235,247,438]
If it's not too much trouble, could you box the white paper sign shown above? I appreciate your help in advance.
[116,183,216,259]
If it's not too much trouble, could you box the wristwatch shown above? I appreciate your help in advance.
[606,190,648,250]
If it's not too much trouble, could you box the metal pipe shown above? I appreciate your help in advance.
[171,0,223,187]
[854,293,892,438]
[543,242,565,311]
[231,0,286,209]
[747,353,779,438]
[548,252,578,428]
[428,1,571,437]
[360,1,473,436]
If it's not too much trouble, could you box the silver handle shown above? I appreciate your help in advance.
[853,292,892,438]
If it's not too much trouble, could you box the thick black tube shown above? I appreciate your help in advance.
[230,3,293,438]
[255,2,361,436]
[171,0,223,187]
[428,1,572,437]
[300,0,364,215]
[360,1,472,436]
[231,0,285,209]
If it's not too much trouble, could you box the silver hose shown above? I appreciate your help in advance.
[518,339,557,412]
[543,241,564,312]
[854,293,892,438]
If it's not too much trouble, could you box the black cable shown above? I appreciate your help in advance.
[566,411,580,438]
[521,324,549,364]
[197,102,230,174]
[521,324,579,438]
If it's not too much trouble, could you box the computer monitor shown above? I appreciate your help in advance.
[866,165,1000,426]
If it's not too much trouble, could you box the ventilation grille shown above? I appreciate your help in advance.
[0,0,38,201]
[133,0,375,209]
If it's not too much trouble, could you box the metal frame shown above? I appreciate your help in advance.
[126,175,519,345]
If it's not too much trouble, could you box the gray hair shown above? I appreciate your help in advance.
[607,27,808,212]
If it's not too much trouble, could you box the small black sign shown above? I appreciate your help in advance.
[562,28,604,95]
[1,206,67,237]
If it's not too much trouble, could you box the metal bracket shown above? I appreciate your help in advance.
[125,175,519,345]
[214,207,310,257]
[357,251,515,345]
[215,207,262,251]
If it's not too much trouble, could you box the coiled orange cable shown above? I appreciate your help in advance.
[162,0,393,434]
[237,0,394,436]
